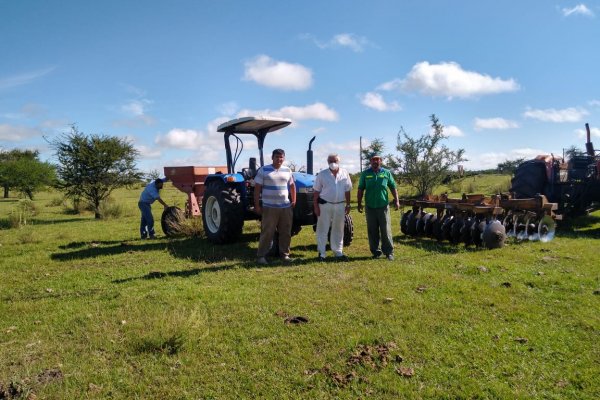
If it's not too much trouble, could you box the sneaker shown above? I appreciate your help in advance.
[281,256,294,263]
[257,257,269,265]
[317,255,327,262]
[335,255,349,262]
[372,252,382,259]
[386,254,395,261]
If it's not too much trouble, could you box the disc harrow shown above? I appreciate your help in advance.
[399,193,559,249]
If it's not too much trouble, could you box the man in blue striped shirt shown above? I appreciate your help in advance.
[254,149,296,264]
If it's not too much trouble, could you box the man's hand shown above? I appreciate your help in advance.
[314,204,320,217]
[255,204,262,215]
[393,199,400,211]
[357,203,363,213]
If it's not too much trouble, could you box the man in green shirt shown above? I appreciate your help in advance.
[357,154,400,260]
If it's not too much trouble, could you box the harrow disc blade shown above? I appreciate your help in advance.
[433,215,446,241]
[424,214,437,238]
[450,217,464,244]
[416,213,432,236]
[400,210,412,235]
[471,219,486,247]
[537,215,556,243]
[483,220,507,249]
[407,211,419,236]
[460,217,475,246]
[441,215,455,242]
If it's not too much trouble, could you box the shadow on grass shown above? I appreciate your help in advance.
[395,235,479,254]
[32,217,92,225]
[556,214,600,239]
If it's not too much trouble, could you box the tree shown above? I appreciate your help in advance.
[565,145,584,160]
[361,138,387,169]
[50,127,142,219]
[497,158,525,174]
[0,149,55,199]
[390,114,466,197]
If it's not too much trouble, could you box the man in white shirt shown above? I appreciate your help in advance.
[313,154,352,261]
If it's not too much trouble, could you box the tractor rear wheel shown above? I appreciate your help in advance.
[202,181,244,244]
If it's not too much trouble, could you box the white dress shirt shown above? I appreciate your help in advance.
[314,168,352,203]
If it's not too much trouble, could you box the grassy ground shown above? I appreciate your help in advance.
[0,179,599,399]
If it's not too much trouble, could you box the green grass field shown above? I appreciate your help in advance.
[1,179,599,399]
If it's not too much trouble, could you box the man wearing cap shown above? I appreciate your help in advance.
[254,148,296,264]
[357,154,400,260]
[313,153,352,262]
[138,178,169,239]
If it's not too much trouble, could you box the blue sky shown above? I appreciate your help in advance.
[1,0,599,174]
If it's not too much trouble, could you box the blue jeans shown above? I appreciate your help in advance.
[138,201,155,238]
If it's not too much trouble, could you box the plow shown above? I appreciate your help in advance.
[399,193,559,249]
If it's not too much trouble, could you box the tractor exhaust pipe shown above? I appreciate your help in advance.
[307,136,316,175]
[585,123,595,156]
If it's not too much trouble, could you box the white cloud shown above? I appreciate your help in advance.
[360,92,401,112]
[575,126,600,138]
[474,117,519,130]
[523,107,589,122]
[136,144,162,159]
[562,4,595,17]
[464,147,548,170]
[243,55,313,91]
[377,78,403,91]
[0,124,42,141]
[115,97,156,127]
[589,99,600,107]
[442,125,464,137]
[217,101,239,116]
[399,61,519,99]
[302,33,371,52]
[0,67,55,90]
[237,102,338,122]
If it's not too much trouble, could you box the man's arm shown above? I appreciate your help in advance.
[254,183,262,214]
[391,188,399,210]
[289,180,296,207]
[157,197,168,208]
[313,191,321,217]
[357,188,364,213]
[345,190,351,215]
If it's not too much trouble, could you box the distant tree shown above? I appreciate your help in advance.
[390,114,466,197]
[147,169,161,181]
[497,158,525,174]
[361,138,387,169]
[565,145,584,160]
[286,161,306,173]
[0,149,55,199]
[49,127,142,219]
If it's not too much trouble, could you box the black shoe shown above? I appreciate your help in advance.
[335,255,349,262]
[372,253,382,259]
[317,255,327,262]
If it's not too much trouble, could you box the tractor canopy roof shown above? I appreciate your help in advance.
[217,116,292,134]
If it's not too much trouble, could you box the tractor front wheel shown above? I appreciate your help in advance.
[202,181,244,244]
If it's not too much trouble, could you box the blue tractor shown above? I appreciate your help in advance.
[164,116,354,246]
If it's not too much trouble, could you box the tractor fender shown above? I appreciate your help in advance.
[204,173,245,187]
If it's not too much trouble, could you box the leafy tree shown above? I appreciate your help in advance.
[49,127,142,219]
[0,149,55,199]
[565,145,584,160]
[390,114,466,197]
[497,158,525,174]
[361,138,387,169]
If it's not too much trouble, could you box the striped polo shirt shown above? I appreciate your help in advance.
[255,164,294,208]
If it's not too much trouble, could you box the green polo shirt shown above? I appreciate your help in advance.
[358,167,397,208]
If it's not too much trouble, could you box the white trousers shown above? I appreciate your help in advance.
[316,202,346,257]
